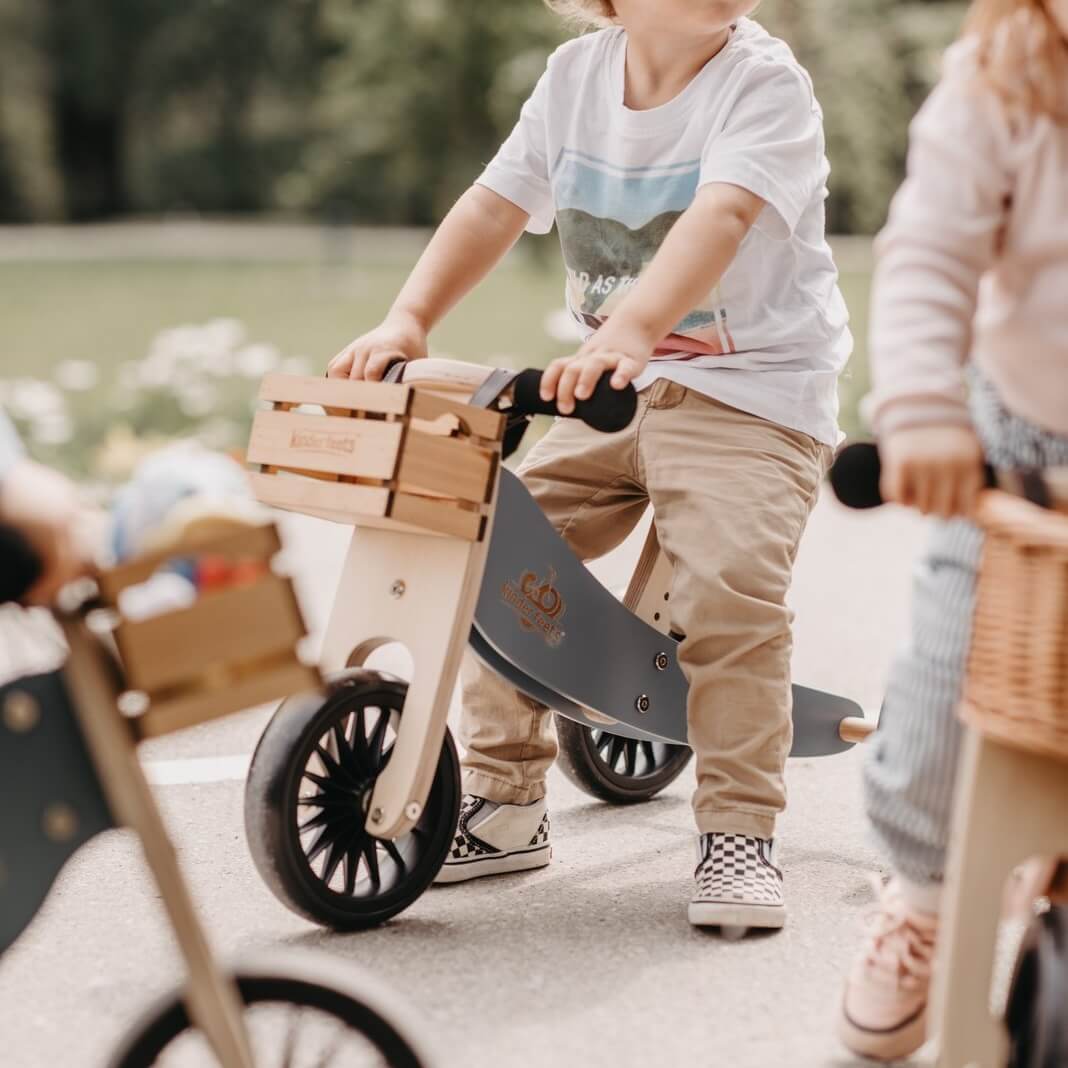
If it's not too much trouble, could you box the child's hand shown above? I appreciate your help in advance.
[0,460,95,604]
[880,425,985,518]
[326,313,428,381]
[540,322,652,415]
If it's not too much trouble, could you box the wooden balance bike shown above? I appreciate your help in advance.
[0,519,431,1068]
[241,357,871,931]
[833,442,1068,1068]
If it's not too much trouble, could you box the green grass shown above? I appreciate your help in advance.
[0,235,873,477]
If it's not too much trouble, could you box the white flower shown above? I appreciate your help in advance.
[280,356,313,377]
[29,413,74,445]
[196,417,242,450]
[176,381,218,418]
[544,308,586,344]
[9,378,67,420]
[234,343,281,378]
[203,318,246,354]
[54,359,99,392]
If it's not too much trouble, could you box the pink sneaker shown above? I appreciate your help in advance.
[838,878,939,1062]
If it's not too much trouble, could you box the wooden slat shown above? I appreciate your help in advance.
[258,373,410,415]
[99,522,281,602]
[250,471,391,523]
[389,493,484,541]
[409,391,505,442]
[116,574,306,693]
[248,409,403,480]
[135,658,320,738]
[396,429,495,503]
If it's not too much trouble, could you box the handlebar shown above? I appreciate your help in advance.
[0,524,42,605]
[829,441,1062,511]
[382,357,639,436]
[510,369,638,434]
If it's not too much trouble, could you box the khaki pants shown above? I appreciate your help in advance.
[461,380,831,838]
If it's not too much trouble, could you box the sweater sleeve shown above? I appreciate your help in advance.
[0,408,24,486]
[865,41,1015,436]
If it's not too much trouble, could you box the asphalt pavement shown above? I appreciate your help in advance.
[0,492,933,1068]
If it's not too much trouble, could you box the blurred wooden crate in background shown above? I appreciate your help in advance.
[99,522,319,738]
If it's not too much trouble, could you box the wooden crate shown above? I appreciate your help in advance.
[99,522,320,738]
[247,374,505,541]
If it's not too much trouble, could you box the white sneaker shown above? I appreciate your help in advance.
[688,833,786,931]
[434,794,551,884]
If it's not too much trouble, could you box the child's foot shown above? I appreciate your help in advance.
[838,878,938,1062]
[688,833,786,932]
[434,794,551,884]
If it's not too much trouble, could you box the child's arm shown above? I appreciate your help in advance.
[0,435,93,604]
[868,46,1013,518]
[328,186,530,380]
[541,182,765,411]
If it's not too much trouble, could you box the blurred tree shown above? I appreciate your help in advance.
[126,0,335,214]
[0,0,970,230]
[759,0,967,232]
[3,0,333,220]
[280,0,564,224]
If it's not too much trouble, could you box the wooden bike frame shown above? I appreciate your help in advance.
[61,613,257,1068]
[46,521,317,1068]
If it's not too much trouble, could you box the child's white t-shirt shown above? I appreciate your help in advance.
[477,19,852,446]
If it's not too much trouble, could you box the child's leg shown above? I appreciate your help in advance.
[641,383,830,839]
[866,373,1068,899]
[864,517,981,902]
[460,415,648,805]
[839,376,1068,1060]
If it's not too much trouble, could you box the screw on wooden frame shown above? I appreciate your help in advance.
[2,690,40,733]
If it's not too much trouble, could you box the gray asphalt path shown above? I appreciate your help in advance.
[0,493,933,1068]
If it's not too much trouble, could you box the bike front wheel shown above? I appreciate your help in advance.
[111,951,431,1067]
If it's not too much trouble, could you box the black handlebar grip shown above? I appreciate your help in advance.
[0,525,42,604]
[830,441,996,510]
[829,442,886,509]
[512,369,638,434]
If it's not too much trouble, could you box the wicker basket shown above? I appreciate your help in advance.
[961,491,1068,761]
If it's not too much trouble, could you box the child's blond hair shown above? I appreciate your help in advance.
[544,0,618,28]
[966,0,1068,120]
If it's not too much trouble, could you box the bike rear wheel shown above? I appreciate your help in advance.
[555,713,692,804]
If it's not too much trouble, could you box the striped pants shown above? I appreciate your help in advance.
[865,376,1068,887]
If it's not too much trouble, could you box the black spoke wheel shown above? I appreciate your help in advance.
[555,713,692,804]
[244,670,460,930]
[1006,904,1068,1068]
[111,952,431,1067]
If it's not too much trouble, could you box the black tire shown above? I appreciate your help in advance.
[110,951,431,1067]
[554,713,692,804]
[1006,904,1068,1068]
[244,670,460,930]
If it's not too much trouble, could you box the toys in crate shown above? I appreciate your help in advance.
[0,504,431,1067]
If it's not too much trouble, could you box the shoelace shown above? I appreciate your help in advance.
[861,878,937,991]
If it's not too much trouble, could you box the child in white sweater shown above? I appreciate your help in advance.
[839,1,1068,1059]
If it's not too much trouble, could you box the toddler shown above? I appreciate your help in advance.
[329,0,851,931]
[838,0,1068,1058]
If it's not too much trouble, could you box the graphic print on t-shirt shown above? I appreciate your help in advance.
[552,149,736,356]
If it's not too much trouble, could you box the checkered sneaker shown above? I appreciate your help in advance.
[528,811,550,847]
[435,794,552,884]
[447,796,498,861]
[693,833,783,907]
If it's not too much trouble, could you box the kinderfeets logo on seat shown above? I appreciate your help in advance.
[501,566,567,647]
